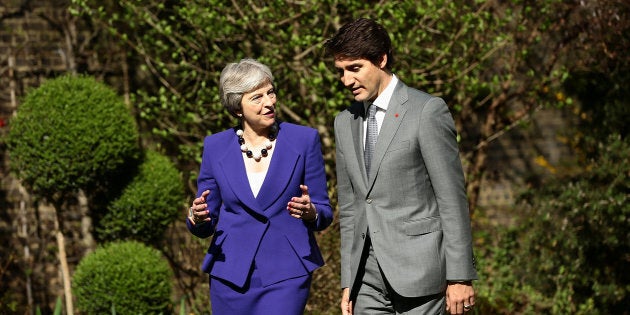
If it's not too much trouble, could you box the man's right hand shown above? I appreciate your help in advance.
[341,287,353,315]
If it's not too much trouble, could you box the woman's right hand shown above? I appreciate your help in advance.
[188,190,211,225]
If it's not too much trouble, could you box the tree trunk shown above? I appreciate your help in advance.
[466,97,501,215]
[466,146,487,216]
[122,48,131,106]
[78,190,95,255]
[52,206,74,315]
[63,14,77,75]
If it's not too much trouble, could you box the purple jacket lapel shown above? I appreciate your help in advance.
[217,124,299,215]
[256,132,299,210]
[217,135,260,214]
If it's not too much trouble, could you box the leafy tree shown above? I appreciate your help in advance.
[475,9,630,307]
[476,134,629,314]
[69,0,588,211]
[73,241,173,314]
[97,150,185,244]
[560,0,630,160]
[6,75,140,314]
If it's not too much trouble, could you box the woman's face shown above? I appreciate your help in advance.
[239,82,277,131]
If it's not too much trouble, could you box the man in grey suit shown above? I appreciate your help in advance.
[325,18,477,314]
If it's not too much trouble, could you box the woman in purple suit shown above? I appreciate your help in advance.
[187,59,333,314]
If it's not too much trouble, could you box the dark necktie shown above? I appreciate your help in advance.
[364,104,378,175]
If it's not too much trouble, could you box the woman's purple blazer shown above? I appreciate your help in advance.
[186,121,333,288]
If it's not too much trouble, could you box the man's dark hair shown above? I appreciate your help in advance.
[324,18,394,70]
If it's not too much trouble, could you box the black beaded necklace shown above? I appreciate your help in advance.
[236,124,277,161]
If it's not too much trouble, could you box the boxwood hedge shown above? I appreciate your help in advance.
[72,241,173,314]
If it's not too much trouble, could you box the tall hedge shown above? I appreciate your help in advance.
[7,75,139,200]
[72,241,173,314]
[97,150,185,244]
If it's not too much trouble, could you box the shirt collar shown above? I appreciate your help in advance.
[364,74,398,112]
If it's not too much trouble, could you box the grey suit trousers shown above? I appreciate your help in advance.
[354,237,446,315]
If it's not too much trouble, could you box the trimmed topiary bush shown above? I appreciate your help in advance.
[97,150,185,243]
[6,75,141,314]
[7,75,140,200]
[72,241,173,314]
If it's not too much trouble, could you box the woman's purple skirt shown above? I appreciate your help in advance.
[209,262,312,315]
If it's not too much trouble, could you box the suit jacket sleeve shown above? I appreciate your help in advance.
[186,135,221,239]
[420,98,477,280]
[304,129,334,231]
[335,114,355,289]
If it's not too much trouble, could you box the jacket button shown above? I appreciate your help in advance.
[366,198,372,204]
[361,233,365,239]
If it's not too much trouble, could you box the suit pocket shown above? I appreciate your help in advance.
[386,140,410,152]
[403,216,442,235]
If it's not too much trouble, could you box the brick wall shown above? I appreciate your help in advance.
[1,1,72,207]
[0,2,92,312]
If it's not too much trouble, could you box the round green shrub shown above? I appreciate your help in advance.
[72,241,173,314]
[7,75,139,199]
[97,150,185,244]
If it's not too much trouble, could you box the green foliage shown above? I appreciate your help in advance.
[565,69,630,156]
[6,75,140,202]
[179,297,185,315]
[53,296,62,315]
[67,0,629,312]
[68,0,580,199]
[71,0,352,169]
[97,150,185,244]
[476,134,630,314]
[72,241,173,315]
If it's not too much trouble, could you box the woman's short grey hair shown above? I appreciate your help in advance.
[219,59,274,118]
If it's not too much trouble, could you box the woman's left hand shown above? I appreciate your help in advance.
[287,185,317,221]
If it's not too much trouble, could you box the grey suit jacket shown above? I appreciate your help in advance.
[335,80,477,298]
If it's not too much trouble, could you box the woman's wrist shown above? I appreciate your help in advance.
[303,203,318,222]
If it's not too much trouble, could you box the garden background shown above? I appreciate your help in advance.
[0,0,628,314]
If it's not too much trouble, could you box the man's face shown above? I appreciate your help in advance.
[333,55,389,102]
